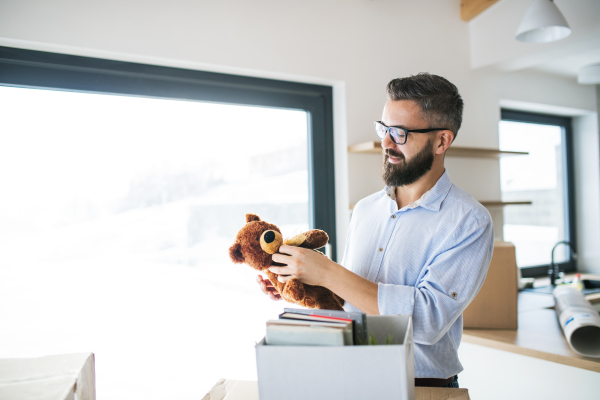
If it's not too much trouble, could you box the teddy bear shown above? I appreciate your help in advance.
[228,213,345,310]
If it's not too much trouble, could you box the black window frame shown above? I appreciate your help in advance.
[0,46,337,260]
[500,109,576,278]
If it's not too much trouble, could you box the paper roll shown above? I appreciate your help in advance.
[553,285,600,358]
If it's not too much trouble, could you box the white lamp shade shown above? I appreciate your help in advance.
[578,64,600,85]
[516,0,571,43]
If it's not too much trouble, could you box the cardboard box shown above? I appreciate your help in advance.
[256,314,415,400]
[0,353,96,400]
[463,241,518,329]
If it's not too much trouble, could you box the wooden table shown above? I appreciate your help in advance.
[202,379,470,400]
[463,290,600,372]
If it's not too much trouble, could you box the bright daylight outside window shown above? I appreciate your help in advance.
[0,86,310,399]
[499,118,570,269]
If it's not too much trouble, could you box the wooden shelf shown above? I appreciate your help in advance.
[350,201,531,210]
[348,141,528,159]
[480,201,532,207]
[348,141,382,154]
[447,147,528,158]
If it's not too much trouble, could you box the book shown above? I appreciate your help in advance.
[283,308,368,345]
[279,312,353,324]
[272,317,353,345]
[265,324,345,346]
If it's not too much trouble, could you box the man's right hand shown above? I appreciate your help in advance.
[257,275,282,301]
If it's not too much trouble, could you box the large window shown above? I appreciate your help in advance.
[499,110,575,278]
[0,47,335,399]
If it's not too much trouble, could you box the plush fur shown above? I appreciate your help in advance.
[229,214,345,310]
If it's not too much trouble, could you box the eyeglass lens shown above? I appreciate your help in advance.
[375,122,406,144]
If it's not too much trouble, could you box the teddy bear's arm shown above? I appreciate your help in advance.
[265,268,307,304]
[297,229,329,250]
[264,268,285,295]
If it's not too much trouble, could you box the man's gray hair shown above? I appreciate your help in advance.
[386,73,463,140]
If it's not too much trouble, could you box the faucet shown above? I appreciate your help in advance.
[549,241,577,286]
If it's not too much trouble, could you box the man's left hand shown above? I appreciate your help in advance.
[269,245,332,287]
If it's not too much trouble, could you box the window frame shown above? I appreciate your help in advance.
[500,109,576,278]
[0,46,337,260]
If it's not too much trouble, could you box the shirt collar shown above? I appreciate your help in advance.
[381,170,453,212]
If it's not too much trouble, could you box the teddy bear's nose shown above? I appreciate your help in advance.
[260,229,283,254]
[264,231,276,244]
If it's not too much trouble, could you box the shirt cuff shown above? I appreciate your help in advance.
[377,282,416,316]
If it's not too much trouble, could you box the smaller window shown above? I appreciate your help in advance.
[499,110,575,278]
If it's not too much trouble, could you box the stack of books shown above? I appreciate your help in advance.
[265,308,367,346]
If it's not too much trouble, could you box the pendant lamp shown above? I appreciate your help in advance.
[515,0,571,43]
[578,64,600,85]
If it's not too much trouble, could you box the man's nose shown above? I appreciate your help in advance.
[381,130,397,150]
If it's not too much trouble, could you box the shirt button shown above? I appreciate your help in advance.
[452,292,458,298]
[391,215,396,219]
[379,248,383,252]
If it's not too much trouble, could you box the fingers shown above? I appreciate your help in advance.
[268,265,292,275]
[261,276,282,290]
[256,275,282,300]
[256,275,268,295]
[268,290,282,301]
[270,250,302,278]
[278,245,298,255]
[269,266,296,283]
[271,252,291,265]
[265,268,293,283]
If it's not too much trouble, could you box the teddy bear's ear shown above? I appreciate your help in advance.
[229,242,245,263]
[246,214,261,223]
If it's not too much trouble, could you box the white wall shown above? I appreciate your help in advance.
[0,0,597,258]
[570,84,600,275]
[573,110,600,275]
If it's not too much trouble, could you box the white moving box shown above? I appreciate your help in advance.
[256,314,415,400]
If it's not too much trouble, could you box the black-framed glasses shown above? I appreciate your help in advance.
[375,121,448,145]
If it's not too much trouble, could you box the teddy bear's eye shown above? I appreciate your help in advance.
[263,231,275,244]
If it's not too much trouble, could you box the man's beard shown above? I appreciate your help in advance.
[382,137,435,187]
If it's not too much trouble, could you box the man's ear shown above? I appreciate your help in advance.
[229,242,245,263]
[246,214,261,223]
[437,130,454,155]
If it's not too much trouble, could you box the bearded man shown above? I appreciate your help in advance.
[258,73,494,388]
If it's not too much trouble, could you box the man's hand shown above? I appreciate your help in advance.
[256,275,282,301]
[269,245,381,315]
[269,245,333,287]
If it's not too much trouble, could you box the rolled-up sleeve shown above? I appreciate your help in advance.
[377,215,494,345]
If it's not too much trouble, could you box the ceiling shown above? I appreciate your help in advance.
[533,41,600,79]
[469,0,600,81]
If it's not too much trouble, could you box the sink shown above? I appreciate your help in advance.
[582,278,600,294]
[521,279,600,296]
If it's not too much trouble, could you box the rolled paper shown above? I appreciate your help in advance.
[553,285,600,358]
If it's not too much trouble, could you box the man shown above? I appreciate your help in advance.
[257,73,494,388]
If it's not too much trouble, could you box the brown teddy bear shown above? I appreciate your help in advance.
[229,214,345,310]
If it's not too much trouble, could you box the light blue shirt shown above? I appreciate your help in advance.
[342,170,494,379]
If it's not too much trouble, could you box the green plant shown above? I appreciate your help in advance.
[368,334,377,345]
[385,334,393,345]
[357,333,395,346]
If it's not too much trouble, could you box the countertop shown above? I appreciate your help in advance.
[462,289,600,372]
[202,379,471,400]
